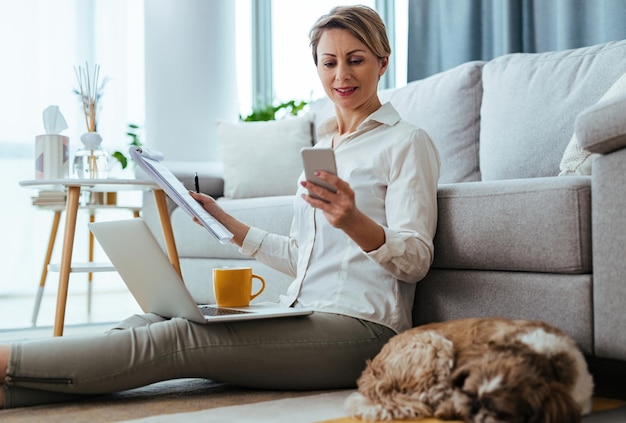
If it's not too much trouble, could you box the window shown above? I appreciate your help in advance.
[0,0,144,155]
[0,0,144,296]
[236,0,407,117]
[271,0,376,106]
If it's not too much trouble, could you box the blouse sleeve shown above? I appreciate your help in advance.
[365,128,440,283]
[239,219,299,278]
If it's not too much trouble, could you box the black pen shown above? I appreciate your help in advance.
[194,172,200,193]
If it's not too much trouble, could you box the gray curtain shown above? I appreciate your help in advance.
[408,0,626,81]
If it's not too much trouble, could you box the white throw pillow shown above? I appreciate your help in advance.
[559,71,626,175]
[218,115,313,199]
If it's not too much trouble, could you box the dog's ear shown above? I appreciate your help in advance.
[451,369,470,389]
[526,382,582,423]
[545,352,577,386]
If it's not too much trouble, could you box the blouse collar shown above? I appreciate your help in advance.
[316,102,401,142]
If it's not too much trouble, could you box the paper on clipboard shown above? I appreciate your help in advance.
[129,147,233,244]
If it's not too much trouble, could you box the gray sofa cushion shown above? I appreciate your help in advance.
[576,92,626,155]
[171,195,294,259]
[309,61,485,184]
[480,39,626,181]
[379,61,484,184]
[433,176,591,273]
[413,269,593,354]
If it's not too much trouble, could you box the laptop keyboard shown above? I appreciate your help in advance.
[199,306,251,316]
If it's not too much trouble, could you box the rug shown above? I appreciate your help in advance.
[122,390,354,423]
[0,380,323,423]
[120,393,626,423]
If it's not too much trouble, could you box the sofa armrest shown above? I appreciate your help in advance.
[576,93,626,155]
[577,94,626,358]
[137,159,224,215]
[136,160,224,197]
[591,145,626,360]
[162,160,225,197]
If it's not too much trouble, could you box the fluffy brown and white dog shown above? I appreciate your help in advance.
[346,317,594,423]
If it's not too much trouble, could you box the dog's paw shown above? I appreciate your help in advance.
[345,391,436,421]
[345,392,395,421]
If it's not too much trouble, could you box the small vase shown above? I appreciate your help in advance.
[73,132,109,179]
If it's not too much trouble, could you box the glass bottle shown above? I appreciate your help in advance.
[73,132,109,179]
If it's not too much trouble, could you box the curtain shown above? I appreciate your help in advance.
[407,0,626,81]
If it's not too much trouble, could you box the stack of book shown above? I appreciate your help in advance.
[31,190,66,207]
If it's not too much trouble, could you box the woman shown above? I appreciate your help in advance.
[0,5,439,408]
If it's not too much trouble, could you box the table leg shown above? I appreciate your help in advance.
[88,211,95,283]
[87,211,95,315]
[153,189,182,279]
[53,186,81,336]
[32,210,62,326]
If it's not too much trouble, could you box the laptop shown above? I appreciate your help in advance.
[88,219,313,323]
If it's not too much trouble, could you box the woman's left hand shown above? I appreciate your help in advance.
[301,172,385,251]
[301,171,357,228]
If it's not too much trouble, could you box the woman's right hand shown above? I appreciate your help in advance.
[188,191,250,247]
[301,172,385,253]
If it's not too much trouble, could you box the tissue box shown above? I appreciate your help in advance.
[35,134,69,179]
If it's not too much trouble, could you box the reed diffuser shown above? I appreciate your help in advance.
[75,62,100,133]
[73,62,108,179]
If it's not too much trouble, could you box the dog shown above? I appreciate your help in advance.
[346,317,594,422]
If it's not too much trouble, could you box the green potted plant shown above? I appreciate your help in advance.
[240,99,307,121]
[111,123,143,169]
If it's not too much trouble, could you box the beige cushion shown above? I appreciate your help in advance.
[218,115,313,199]
[559,71,626,175]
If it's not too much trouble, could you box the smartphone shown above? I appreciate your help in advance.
[301,147,337,201]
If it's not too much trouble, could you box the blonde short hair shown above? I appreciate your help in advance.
[309,5,391,66]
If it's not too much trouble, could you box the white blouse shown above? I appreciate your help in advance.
[240,102,440,333]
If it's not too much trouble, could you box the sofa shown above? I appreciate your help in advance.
[141,39,626,364]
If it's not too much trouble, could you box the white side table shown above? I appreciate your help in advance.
[19,179,182,336]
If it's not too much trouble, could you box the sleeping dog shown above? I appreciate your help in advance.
[346,317,594,422]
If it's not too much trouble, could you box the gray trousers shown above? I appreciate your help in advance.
[3,312,395,408]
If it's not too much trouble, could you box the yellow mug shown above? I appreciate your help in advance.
[213,267,266,307]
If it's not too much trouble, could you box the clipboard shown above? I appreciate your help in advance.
[129,146,233,244]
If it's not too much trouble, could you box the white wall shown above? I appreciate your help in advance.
[144,0,238,162]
